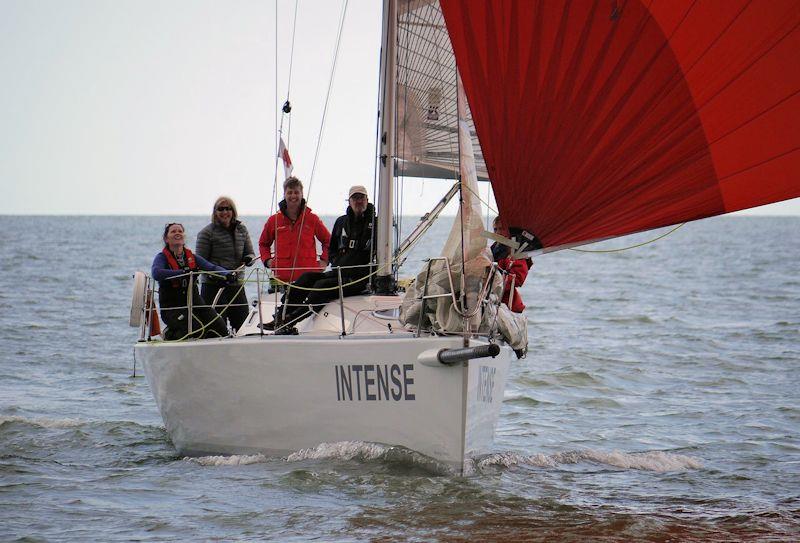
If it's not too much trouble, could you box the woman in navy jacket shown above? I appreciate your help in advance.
[152,223,233,340]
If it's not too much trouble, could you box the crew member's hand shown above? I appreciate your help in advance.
[226,271,238,285]
[264,258,273,268]
[244,256,255,267]
[319,259,328,270]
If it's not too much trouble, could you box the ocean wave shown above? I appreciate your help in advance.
[0,415,85,429]
[605,315,656,324]
[0,416,165,437]
[504,394,544,407]
[473,449,702,473]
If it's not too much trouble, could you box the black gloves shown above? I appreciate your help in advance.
[225,271,238,285]
[244,256,256,267]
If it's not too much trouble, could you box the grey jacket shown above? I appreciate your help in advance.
[195,221,256,283]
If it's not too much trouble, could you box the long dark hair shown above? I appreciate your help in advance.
[163,222,184,247]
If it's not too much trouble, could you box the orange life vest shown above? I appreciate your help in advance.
[161,247,198,288]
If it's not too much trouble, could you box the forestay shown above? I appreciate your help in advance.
[400,76,528,351]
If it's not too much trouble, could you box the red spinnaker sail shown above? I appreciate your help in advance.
[440,0,800,250]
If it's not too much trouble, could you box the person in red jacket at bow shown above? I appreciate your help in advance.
[491,216,531,313]
[259,177,331,284]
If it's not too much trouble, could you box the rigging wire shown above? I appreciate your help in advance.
[283,0,299,145]
[567,223,686,253]
[306,0,349,200]
[263,0,298,311]
[369,2,383,278]
[460,182,685,253]
[395,5,412,272]
[269,0,283,219]
[269,0,298,216]
[280,0,348,310]
[455,77,468,319]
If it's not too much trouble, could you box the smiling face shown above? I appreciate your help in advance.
[284,187,303,210]
[215,200,234,227]
[164,223,185,250]
[349,193,368,215]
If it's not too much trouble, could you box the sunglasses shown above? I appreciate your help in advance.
[216,206,233,212]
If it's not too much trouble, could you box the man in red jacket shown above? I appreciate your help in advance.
[259,177,331,283]
[263,185,377,334]
[491,216,530,313]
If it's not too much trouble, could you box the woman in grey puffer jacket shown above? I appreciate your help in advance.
[195,196,257,331]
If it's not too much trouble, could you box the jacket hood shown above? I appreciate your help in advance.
[279,198,309,217]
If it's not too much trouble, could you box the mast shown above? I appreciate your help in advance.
[375,0,397,294]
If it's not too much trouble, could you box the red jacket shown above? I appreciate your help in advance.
[259,201,331,282]
[496,256,529,313]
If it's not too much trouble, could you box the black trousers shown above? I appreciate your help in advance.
[160,287,228,340]
[283,270,368,317]
[201,282,250,332]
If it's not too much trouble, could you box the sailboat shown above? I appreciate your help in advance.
[131,0,800,474]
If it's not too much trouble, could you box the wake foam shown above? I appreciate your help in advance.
[186,454,268,467]
[183,443,701,475]
[287,441,454,474]
[286,441,389,462]
[474,449,702,472]
[183,443,388,468]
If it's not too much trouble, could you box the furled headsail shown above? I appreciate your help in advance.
[437,0,800,251]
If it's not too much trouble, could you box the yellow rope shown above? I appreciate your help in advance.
[568,223,685,253]
[268,265,384,291]
[163,272,250,342]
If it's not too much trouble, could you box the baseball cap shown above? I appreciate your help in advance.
[348,185,368,198]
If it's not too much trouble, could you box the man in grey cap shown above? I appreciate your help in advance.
[266,185,377,332]
[328,185,374,278]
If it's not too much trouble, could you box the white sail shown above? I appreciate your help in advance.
[395,0,487,181]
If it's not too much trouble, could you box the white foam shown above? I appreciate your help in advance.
[582,449,703,471]
[186,454,268,466]
[286,441,389,462]
[476,449,702,472]
[0,415,84,429]
[184,445,701,473]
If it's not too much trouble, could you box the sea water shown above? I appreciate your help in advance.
[0,215,798,541]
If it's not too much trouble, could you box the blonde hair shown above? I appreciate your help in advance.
[212,196,238,224]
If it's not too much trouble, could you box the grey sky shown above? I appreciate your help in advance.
[1,0,797,217]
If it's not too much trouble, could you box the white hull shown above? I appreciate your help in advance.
[136,303,512,473]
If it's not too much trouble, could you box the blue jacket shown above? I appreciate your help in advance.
[152,250,230,309]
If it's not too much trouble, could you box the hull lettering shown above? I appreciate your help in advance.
[336,364,416,401]
[477,366,496,403]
